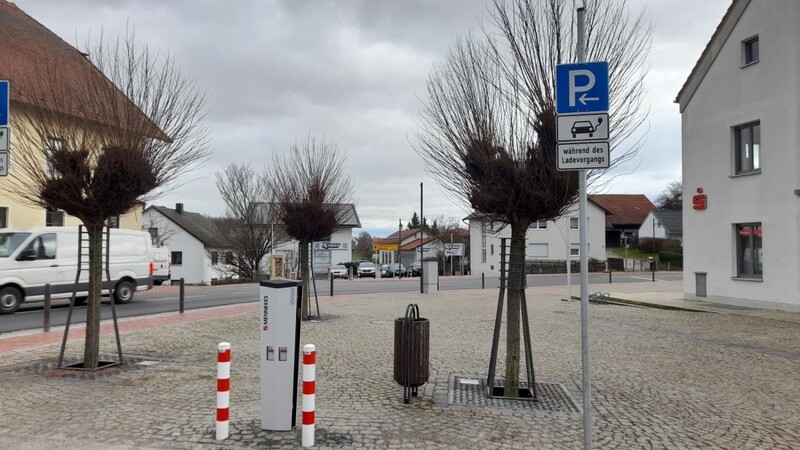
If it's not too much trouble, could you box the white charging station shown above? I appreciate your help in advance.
[259,279,302,431]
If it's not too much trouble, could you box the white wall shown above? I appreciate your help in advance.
[143,209,211,284]
[469,201,607,277]
[681,1,800,310]
[638,213,668,240]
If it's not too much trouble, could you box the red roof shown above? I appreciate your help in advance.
[386,229,422,240]
[400,237,436,251]
[588,194,655,228]
[0,1,167,140]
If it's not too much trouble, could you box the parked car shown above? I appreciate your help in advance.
[356,261,376,278]
[0,227,153,314]
[151,246,171,285]
[382,263,408,278]
[330,264,348,279]
[408,261,422,277]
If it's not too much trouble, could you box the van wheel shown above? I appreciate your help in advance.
[0,286,23,314]
[114,280,136,304]
[73,296,88,306]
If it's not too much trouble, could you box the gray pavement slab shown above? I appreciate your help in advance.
[0,281,798,449]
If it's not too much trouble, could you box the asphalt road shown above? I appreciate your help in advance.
[0,271,682,334]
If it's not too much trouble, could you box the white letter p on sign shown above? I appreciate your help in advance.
[568,69,595,107]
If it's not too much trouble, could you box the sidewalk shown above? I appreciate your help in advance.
[1,280,798,449]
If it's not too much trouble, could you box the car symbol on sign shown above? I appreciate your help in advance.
[570,117,604,138]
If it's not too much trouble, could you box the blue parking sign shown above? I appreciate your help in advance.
[0,81,8,126]
[556,62,608,114]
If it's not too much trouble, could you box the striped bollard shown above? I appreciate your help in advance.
[216,342,231,440]
[302,344,316,447]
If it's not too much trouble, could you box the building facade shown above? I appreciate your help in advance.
[677,0,799,310]
[467,201,607,277]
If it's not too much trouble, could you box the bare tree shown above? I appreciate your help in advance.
[6,32,208,369]
[268,135,353,319]
[414,0,650,396]
[210,164,287,282]
[142,214,179,246]
[655,179,682,210]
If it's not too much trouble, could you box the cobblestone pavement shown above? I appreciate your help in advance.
[1,281,799,449]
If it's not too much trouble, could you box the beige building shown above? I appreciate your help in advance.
[0,1,143,231]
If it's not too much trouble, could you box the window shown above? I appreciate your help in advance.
[735,223,762,279]
[490,244,494,256]
[570,245,580,258]
[0,207,7,228]
[21,233,56,260]
[45,209,64,227]
[224,251,233,265]
[44,137,65,174]
[734,122,760,174]
[569,217,579,230]
[211,251,219,265]
[171,251,183,265]
[526,243,548,259]
[529,219,548,230]
[481,249,487,263]
[107,216,120,228]
[743,36,759,65]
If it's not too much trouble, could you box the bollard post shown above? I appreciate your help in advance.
[179,278,185,314]
[302,344,316,448]
[216,342,231,440]
[482,272,485,289]
[330,272,334,297]
[43,283,51,332]
[608,270,612,284]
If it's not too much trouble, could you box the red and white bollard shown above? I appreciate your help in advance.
[216,342,231,440]
[302,344,316,447]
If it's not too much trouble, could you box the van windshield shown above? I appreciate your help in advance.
[0,233,31,257]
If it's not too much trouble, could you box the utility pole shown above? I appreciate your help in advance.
[420,183,424,293]
[398,219,402,278]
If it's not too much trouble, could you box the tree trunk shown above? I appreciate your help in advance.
[299,241,310,319]
[504,220,527,397]
[253,256,262,283]
[83,224,103,369]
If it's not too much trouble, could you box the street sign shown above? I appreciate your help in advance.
[557,142,609,171]
[555,62,608,114]
[443,243,464,257]
[0,127,8,151]
[557,113,608,143]
[0,81,8,126]
[0,152,7,177]
[373,243,398,252]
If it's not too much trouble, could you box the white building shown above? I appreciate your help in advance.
[142,204,232,285]
[467,201,607,277]
[677,0,799,311]
[638,210,683,242]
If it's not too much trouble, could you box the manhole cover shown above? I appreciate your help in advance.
[448,375,580,413]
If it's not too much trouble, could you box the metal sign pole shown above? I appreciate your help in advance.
[576,7,592,450]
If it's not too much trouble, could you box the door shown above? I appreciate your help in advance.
[16,233,66,299]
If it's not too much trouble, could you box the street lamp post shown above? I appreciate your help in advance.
[398,219,402,279]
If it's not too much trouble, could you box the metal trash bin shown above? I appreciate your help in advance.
[393,304,429,403]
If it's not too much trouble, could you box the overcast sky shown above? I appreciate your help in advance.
[17,0,729,237]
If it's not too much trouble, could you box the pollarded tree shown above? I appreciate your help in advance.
[414,0,650,396]
[268,135,353,319]
[6,33,208,369]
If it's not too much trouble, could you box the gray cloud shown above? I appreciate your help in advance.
[16,0,729,236]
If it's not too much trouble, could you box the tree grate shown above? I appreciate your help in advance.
[1,354,173,380]
[447,375,581,413]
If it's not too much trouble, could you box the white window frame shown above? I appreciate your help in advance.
[569,217,579,230]
[529,219,548,230]
[44,137,65,174]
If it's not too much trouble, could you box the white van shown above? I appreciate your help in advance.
[151,246,171,285]
[0,227,153,314]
